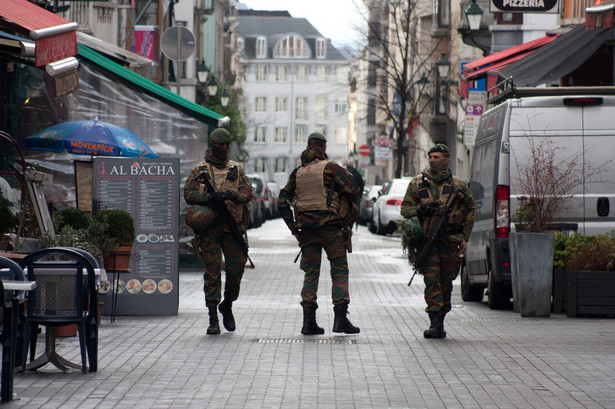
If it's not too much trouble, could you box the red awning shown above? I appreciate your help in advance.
[0,0,77,66]
[459,34,560,98]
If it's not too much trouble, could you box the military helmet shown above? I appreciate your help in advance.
[401,216,424,248]
[186,204,216,232]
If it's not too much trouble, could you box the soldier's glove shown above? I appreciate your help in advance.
[417,202,437,218]
[210,191,226,203]
[221,190,240,202]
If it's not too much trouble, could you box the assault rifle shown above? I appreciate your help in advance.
[195,171,255,268]
[408,188,463,286]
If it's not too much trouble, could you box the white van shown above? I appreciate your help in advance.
[463,90,615,309]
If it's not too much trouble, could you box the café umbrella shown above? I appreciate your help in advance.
[25,120,158,158]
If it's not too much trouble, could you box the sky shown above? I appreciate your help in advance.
[241,0,366,47]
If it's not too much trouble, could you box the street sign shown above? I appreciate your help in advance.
[358,144,370,157]
[160,26,195,61]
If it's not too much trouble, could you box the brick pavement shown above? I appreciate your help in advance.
[7,218,615,408]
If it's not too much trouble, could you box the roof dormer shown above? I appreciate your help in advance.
[273,34,310,58]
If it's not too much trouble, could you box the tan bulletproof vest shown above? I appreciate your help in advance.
[200,160,244,224]
[295,159,340,215]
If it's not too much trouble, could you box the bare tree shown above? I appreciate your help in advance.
[358,0,444,178]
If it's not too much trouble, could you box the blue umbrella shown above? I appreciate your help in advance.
[25,120,158,158]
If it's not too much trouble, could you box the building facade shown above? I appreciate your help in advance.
[234,10,351,186]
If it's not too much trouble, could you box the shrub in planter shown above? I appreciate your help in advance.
[0,202,14,234]
[53,207,92,231]
[554,232,615,271]
[92,209,135,270]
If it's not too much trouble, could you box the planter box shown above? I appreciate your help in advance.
[553,269,615,317]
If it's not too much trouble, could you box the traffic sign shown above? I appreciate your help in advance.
[358,144,370,157]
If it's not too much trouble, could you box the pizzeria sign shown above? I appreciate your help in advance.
[491,0,559,13]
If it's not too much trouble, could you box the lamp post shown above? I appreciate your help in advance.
[436,51,451,79]
[207,76,218,98]
[220,89,230,107]
[196,60,209,84]
[457,0,491,56]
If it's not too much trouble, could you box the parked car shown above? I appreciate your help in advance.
[464,91,615,310]
[248,191,264,229]
[370,178,410,235]
[247,173,273,220]
[358,185,382,225]
[267,181,281,218]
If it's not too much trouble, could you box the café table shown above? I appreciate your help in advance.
[0,279,36,403]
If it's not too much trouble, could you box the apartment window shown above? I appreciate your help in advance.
[495,12,523,24]
[334,127,348,144]
[334,97,348,113]
[274,35,309,58]
[295,97,307,120]
[255,158,266,173]
[237,37,244,52]
[276,65,288,82]
[367,98,376,125]
[254,126,266,143]
[316,65,327,82]
[256,36,267,58]
[274,127,288,143]
[316,38,326,59]
[255,97,267,112]
[275,97,288,112]
[315,97,327,121]
[294,125,307,143]
[256,65,268,82]
[296,65,308,82]
[436,0,450,27]
[275,157,286,174]
[336,66,348,84]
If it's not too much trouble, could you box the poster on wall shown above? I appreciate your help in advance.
[93,157,180,316]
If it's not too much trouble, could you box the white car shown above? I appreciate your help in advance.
[370,178,411,235]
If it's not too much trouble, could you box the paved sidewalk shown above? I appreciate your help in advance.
[8,219,615,408]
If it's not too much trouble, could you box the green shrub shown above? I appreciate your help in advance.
[554,232,615,271]
[0,202,14,234]
[93,209,135,252]
[53,207,92,231]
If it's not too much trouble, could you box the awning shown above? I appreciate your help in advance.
[459,34,560,98]
[77,44,225,128]
[498,25,614,86]
[0,0,78,66]
[77,32,154,80]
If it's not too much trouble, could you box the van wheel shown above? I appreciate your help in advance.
[487,268,511,310]
[369,218,376,233]
[461,263,484,302]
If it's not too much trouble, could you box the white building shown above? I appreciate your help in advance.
[235,10,352,186]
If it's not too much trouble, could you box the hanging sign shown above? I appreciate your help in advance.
[491,0,559,13]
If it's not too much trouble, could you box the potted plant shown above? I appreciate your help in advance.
[92,209,136,271]
[552,232,615,317]
[509,136,606,317]
[0,202,15,250]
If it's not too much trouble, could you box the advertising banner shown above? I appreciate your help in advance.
[93,157,180,316]
[134,25,156,60]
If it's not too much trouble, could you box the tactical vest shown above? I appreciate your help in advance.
[413,173,466,236]
[295,159,341,216]
[197,160,247,225]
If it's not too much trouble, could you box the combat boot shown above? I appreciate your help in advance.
[207,306,220,335]
[439,312,447,338]
[423,311,445,339]
[301,307,325,335]
[332,303,360,334]
[218,299,236,332]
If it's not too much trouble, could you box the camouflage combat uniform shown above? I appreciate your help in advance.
[278,133,360,334]
[184,129,253,334]
[401,156,475,338]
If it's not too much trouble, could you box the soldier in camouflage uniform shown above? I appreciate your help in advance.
[400,143,475,339]
[184,128,253,335]
[278,132,360,335]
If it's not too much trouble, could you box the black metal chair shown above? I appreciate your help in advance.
[0,256,28,402]
[20,248,98,374]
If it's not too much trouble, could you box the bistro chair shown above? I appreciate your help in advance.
[0,256,29,402]
[20,248,98,374]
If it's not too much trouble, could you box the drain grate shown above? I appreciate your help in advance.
[254,338,357,344]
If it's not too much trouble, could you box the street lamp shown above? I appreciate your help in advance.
[436,51,451,79]
[196,60,209,84]
[207,76,218,97]
[220,89,230,107]
[465,0,484,31]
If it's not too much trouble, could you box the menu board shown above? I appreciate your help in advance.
[93,157,180,316]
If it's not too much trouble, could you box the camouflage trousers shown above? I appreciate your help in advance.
[298,226,349,309]
[420,239,462,314]
[198,224,247,307]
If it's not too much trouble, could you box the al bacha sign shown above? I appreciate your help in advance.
[491,0,559,13]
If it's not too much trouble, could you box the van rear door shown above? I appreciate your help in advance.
[578,97,615,235]
[508,100,584,232]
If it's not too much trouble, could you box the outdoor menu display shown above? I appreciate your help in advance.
[93,157,180,316]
